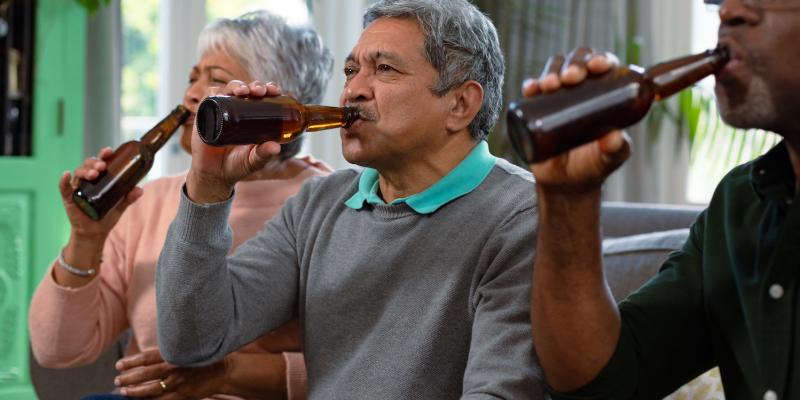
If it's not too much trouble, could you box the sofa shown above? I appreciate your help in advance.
[30,201,714,399]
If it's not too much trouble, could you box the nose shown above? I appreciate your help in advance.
[184,79,204,111]
[341,70,373,106]
[719,0,761,28]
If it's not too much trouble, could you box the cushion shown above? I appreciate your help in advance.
[602,228,689,303]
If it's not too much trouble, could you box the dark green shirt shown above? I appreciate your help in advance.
[555,142,800,400]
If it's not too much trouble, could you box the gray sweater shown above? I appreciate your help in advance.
[156,158,545,399]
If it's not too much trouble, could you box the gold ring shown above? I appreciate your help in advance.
[159,379,168,392]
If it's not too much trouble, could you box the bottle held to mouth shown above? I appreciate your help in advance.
[506,47,729,163]
[196,95,360,146]
[72,105,190,220]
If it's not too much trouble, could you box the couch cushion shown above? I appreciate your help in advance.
[602,228,689,303]
[601,202,702,238]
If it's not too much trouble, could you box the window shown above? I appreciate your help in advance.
[685,3,780,203]
[120,0,159,146]
[120,0,311,180]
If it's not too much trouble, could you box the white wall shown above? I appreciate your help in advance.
[305,0,369,169]
[154,0,207,177]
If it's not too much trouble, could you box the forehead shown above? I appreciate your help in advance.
[350,17,427,63]
[195,49,249,77]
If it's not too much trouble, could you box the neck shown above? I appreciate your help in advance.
[785,137,800,194]
[377,135,478,203]
[241,157,308,182]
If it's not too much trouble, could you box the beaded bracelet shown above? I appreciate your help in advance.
[57,248,97,277]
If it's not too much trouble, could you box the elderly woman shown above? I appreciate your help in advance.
[28,10,328,399]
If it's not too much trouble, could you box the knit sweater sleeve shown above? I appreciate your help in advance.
[461,204,547,399]
[156,186,301,367]
[28,221,131,368]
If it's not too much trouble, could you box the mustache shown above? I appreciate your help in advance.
[346,103,377,121]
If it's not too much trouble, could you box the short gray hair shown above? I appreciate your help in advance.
[364,0,505,141]
[198,10,333,158]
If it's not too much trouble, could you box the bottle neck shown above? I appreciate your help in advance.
[304,105,360,132]
[140,105,190,151]
[644,47,730,100]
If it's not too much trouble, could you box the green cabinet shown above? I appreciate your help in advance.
[0,0,85,398]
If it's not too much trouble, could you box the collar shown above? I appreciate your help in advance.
[344,140,496,214]
[750,141,795,202]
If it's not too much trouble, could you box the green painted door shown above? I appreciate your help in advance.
[0,0,85,398]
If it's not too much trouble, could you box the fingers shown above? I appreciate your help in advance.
[58,171,73,201]
[118,376,172,398]
[522,49,620,96]
[116,349,165,371]
[209,80,283,102]
[115,362,174,388]
[72,153,110,186]
[264,81,282,96]
[97,147,114,161]
[560,47,593,85]
[586,52,618,75]
[538,53,565,93]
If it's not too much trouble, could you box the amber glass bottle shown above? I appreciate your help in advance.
[72,105,190,220]
[507,47,729,163]
[196,95,360,146]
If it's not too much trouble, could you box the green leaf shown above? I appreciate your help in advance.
[74,0,111,14]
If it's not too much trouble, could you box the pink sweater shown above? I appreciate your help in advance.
[29,158,328,399]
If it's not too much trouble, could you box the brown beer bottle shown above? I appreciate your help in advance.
[72,105,190,220]
[196,95,359,146]
[506,47,729,163]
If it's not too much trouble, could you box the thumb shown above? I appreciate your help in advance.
[249,141,282,168]
[596,130,631,174]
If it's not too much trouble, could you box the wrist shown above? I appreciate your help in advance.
[222,352,287,398]
[186,170,234,204]
[64,235,105,266]
[537,185,601,212]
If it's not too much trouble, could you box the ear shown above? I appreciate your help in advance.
[445,80,484,134]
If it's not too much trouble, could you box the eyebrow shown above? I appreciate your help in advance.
[204,65,236,76]
[344,51,404,66]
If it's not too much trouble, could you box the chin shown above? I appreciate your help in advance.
[179,125,193,154]
[716,76,778,131]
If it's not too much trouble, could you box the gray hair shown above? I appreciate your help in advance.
[364,0,505,141]
[198,10,333,158]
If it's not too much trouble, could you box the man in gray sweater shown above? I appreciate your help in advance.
[156,0,545,398]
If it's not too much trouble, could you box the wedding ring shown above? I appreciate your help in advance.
[159,379,168,392]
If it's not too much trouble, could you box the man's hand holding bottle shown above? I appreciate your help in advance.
[185,80,283,204]
[523,48,631,193]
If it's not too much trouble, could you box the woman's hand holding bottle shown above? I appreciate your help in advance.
[55,148,144,286]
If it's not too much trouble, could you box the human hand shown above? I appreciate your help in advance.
[115,349,290,399]
[246,319,302,353]
[523,48,631,193]
[60,148,143,241]
[186,80,283,204]
[114,349,226,399]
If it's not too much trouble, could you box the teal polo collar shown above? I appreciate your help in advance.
[344,141,496,214]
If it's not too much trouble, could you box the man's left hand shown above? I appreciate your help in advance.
[114,349,228,399]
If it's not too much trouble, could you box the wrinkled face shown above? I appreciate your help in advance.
[339,17,452,169]
[715,0,800,134]
[181,49,251,153]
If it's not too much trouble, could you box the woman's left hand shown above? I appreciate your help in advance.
[114,349,228,399]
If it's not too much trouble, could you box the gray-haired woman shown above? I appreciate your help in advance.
[29,10,329,399]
